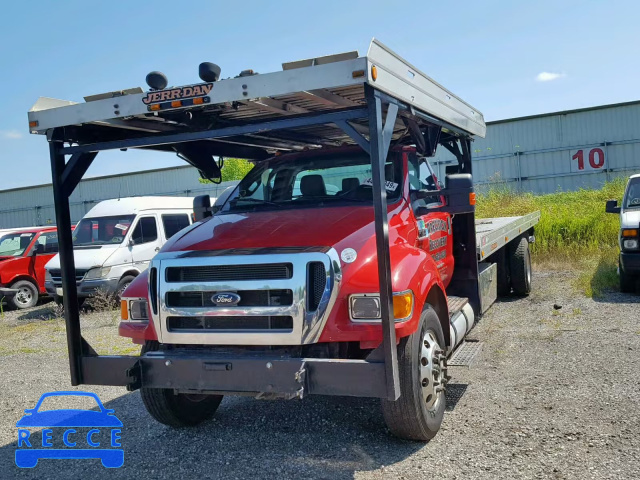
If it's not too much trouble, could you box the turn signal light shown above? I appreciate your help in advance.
[622,229,638,237]
[352,70,365,78]
[469,192,477,206]
[120,300,129,321]
[29,120,38,128]
[393,291,413,320]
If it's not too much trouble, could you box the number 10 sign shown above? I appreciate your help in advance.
[571,147,606,173]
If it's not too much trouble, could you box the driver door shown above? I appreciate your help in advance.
[408,154,455,287]
[128,215,161,271]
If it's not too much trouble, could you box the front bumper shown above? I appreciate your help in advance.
[81,350,388,399]
[620,252,640,275]
[46,278,120,299]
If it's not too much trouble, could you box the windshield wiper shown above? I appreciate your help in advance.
[231,198,283,208]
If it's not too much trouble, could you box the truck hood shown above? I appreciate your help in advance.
[621,209,640,229]
[167,205,389,252]
[46,245,119,271]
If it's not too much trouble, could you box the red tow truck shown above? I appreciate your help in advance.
[29,39,539,441]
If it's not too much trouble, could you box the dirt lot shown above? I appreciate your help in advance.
[0,271,638,479]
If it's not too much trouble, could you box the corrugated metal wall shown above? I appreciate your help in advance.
[432,100,640,193]
[0,165,237,229]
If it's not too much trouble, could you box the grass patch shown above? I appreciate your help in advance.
[476,179,626,296]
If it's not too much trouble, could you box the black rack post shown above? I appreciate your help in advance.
[49,137,97,386]
[365,86,400,401]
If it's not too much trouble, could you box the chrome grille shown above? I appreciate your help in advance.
[166,290,293,308]
[49,268,89,286]
[167,316,293,332]
[165,264,292,282]
[151,248,340,346]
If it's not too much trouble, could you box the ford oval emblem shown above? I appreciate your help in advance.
[211,292,241,306]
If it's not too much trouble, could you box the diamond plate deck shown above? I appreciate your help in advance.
[448,341,483,366]
[447,296,469,317]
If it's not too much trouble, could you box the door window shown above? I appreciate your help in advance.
[36,232,59,254]
[130,217,158,245]
[408,155,442,208]
[162,214,190,239]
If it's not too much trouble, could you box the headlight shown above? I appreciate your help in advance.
[45,270,53,282]
[120,299,148,322]
[84,267,111,280]
[623,239,638,250]
[350,295,381,320]
[349,291,414,322]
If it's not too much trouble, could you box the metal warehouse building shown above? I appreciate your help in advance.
[2,99,640,229]
[0,166,236,229]
[432,99,640,193]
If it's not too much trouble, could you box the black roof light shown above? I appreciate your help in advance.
[199,62,221,82]
[145,71,168,91]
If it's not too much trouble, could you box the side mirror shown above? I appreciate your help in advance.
[30,243,44,256]
[605,199,621,214]
[128,238,135,247]
[193,195,213,221]
[415,173,475,215]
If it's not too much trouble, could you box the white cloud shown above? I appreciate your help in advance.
[1,130,23,139]
[536,72,566,82]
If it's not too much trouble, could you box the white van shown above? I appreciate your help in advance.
[45,196,195,303]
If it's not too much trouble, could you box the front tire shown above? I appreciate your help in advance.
[115,275,136,301]
[10,280,39,309]
[381,305,447,441]
[140,341,223,427]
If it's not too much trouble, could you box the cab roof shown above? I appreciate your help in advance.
[85,196,194,218]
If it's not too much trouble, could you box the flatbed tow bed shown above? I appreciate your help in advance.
[28,39,539,440]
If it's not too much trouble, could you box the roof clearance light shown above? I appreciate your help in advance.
[29,120,38,128]
[148,104,161,111]
[193,97,204,105]
[352,69,365,78]
[171,100,182,108]
[371,65,378,81]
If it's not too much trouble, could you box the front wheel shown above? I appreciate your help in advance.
[140,341,223,427]
[10,280,39,309]
[381,305,447,441]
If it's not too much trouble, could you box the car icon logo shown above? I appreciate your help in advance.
[15,391,123,468]
[211,292,241,306]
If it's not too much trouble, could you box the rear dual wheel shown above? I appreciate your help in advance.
[381,306,447,441]
[509,236,532,296]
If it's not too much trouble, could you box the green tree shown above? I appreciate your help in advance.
[198,157,254,184]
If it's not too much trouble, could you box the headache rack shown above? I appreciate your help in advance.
[30,39,485,401]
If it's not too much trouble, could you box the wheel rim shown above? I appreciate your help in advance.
[419,329,447,412]
[15,287,33,306]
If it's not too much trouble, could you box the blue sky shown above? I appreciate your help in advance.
[1,0,638,189]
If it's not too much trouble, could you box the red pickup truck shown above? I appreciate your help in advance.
[0,227,60,309]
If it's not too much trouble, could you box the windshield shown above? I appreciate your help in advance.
[222,151,403,213]
[73,215,135,246]
[624,178,640,210]
[0,232,36,256]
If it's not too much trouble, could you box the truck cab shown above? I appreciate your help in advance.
[606,174,640,292]
[120,146,457,347]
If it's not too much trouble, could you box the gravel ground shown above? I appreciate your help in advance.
[0,271,638,479]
